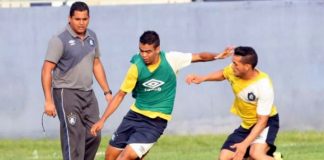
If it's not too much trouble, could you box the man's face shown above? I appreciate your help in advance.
[231,55,250,78]
[139,43,160,65]
[68,10,89,36]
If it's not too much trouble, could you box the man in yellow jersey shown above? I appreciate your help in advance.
[186,46,281,160]
[90,30,233,160]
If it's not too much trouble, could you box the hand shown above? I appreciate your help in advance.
[105,93,113,103]
[230,142,249,160]
[186,74,204,85]
[90,120,104,136]
[215,46,235,59]
[44,101,56,117]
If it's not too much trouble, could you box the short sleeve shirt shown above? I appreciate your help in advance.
[120,51,192,93]
[119,51,192,120]
[223,64,278,129]
[45,25,100,91]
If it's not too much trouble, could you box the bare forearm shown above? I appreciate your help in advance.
[242,117,268,145]
[192,47,234,62]
[186,70,225,85]
[195,70,225,83]
[198,52,218,61]
[100,91,125,122]
[192,52,218,62]
[41,64,53,103]
[204,70,225,81]
[93,59,110,92]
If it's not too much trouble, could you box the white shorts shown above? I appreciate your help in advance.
[130,143,154,158]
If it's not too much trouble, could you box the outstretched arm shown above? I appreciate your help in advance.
[191,46,234,63]
[186,70,226,85]
[90,90,127,136]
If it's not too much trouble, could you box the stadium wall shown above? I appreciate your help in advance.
[0,0,323,138]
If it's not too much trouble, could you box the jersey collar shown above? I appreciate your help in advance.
[66,24,90,39]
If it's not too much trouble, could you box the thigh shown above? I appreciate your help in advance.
[126,112,167,158]
[117,145,139,160]
[82,90,100,128]
[266,114,279,145]
[219,149,235,160]
[53,88,83,125]
[252,115,279,156]
[128,113,167,145]
[221,126,250,152]
[249,143,270,155]
[53,88,86,159]
[106,145,123,160]
[109,111,138,149]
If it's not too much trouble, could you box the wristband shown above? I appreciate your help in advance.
[104,90,112,95]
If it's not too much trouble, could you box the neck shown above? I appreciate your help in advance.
[152,53,161,65]
[241,69,258,80]
[77,32,86,40]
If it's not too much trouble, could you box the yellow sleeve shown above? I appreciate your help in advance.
[223,64,233,80]
[120,64,138,93]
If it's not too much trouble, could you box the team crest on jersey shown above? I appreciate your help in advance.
[67,113,77,126]
[247,92,256,101]
[68,40,76,46]
[89,39,94,46]
[143,79,164,92]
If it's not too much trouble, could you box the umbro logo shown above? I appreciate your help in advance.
[68,40,76,46]
[142,79,164,92]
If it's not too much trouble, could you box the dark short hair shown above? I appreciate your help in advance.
[140,31,160,48]
[234,46,258,68]
[70,1,89,17]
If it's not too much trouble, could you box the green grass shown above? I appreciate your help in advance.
[0,131,323,160]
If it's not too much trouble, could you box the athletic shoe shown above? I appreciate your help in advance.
[273,151,283,160]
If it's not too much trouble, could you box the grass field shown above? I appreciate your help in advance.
[0,131,323,160]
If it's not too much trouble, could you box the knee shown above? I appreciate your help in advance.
[249,150,263,160]
[219,156,227,160]
[105,147,113,159]
[219,149,233,160]
[219,154,230,160]
[105,150,117,160]
[105,154,114,160]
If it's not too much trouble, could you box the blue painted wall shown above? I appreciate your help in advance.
[0,0,323,138]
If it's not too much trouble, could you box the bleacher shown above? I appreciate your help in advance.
[0,0,193,8]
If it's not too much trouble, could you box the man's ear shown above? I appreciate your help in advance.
[155,46,161,53]
[245,63,253,71]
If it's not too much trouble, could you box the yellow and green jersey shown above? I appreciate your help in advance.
[223,64,278,129]
[120,51,192,121]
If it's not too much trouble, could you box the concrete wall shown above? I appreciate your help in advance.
[0,0,323,138]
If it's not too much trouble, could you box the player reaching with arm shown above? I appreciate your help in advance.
[90,30,233,160]
[186,46,282,160]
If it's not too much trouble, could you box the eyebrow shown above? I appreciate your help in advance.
[139,48,151,52]
[74,17,88,19]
